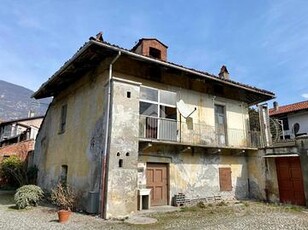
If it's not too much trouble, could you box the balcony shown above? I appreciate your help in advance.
[139,116,261,149]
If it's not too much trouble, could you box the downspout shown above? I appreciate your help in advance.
[100,51,121,219]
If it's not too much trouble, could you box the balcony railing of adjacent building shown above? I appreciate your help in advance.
[139,116,262,148]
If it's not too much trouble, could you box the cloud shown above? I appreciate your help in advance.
[302,94,308,99]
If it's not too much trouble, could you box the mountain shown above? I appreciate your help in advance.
[0,80,51,122]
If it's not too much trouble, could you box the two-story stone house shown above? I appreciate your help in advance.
[33,36,275,219]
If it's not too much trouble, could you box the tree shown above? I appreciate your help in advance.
[248,107,260,131]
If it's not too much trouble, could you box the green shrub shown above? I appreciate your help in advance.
[14,185,44,209]
[0,156,25,187]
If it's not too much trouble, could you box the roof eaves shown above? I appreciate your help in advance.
[91,40,274,98]
[0,116,44,125]
[32,42,93,98]
[34,39,275,100]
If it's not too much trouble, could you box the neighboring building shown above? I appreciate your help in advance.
[33,36,275,219]
[0,116,43,159]
[0,116,44,185]
[253,101,308,207]
[270,100,308,139]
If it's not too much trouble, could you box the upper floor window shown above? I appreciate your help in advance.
[215,104,227,145]
[139,87,176,119]
[280,117,289,130]
[59,104,67,134]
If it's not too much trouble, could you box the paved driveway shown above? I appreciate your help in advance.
[1,190,308,230]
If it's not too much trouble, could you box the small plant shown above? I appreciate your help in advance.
[180,206,198,212]
[14,185,44,209]
[243,202,249,207]
[217,201,228,206]
[197,201,206,208]
[51,183,78,211]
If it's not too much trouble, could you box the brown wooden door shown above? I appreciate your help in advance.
[276,157,306,206]
[219,168,232,191]
[146,163,168,206]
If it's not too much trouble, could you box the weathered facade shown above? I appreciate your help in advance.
[33,37,275,218]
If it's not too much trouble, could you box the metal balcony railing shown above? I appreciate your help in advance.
[139,116,262,148]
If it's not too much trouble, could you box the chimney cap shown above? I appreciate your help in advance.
[218,65,230,79]
[131,38,168,51]
[220,65,229,74]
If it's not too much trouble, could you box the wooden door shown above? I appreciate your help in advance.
[219,167,232,191]
[146,163,168,206]
[276,157,305,206]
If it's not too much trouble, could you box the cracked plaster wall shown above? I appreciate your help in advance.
[34,69,109,209]
[105,78,140,218]
[139,147,250,203]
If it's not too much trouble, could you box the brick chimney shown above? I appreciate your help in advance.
[131,38,168,61]
[218,65,229,80]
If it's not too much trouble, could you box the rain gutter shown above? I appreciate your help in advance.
[100,51,121,219]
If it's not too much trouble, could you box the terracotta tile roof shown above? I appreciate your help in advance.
[269,100,308,116]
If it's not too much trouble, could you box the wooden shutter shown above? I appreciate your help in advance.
[219,167,232,191]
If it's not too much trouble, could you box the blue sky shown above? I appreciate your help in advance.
[0,0,307,106]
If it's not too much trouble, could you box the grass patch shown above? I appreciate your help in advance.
[243,201,249,207]
[286,204,304,212]
[217,201,228,206]
[180,206,199,212]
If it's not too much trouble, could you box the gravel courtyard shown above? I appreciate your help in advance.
[1,190,308,230]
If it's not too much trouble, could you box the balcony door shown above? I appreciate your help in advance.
[215,104,227,145]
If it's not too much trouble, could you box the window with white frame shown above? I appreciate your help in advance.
[139,86,177,140]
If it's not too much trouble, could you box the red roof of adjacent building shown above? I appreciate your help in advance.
[269,100,308,116]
